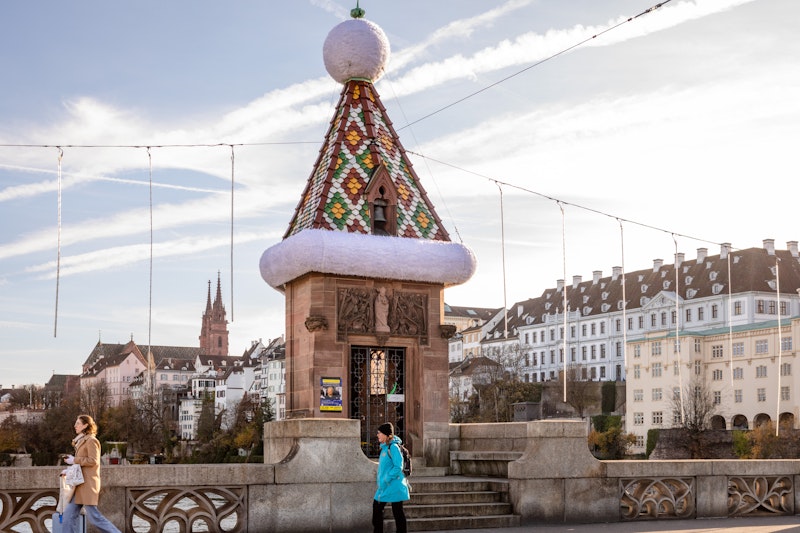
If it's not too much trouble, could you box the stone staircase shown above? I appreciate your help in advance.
[383,476,520,532]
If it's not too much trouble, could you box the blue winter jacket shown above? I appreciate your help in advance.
[374,436,411,503]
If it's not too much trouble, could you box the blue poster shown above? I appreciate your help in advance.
[320,376,342,412]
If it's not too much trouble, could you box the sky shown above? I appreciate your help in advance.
[1,0,799,388]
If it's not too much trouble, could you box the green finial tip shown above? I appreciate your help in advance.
[350,1,365,18]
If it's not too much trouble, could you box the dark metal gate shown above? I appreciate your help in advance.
[350,346,405,458]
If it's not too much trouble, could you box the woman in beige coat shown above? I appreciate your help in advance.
[61,414,121,533]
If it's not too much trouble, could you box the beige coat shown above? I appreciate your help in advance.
[71,434,102,505]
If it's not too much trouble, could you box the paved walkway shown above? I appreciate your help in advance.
[425,516,800,532]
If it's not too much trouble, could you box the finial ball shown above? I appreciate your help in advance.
[323,18,390,84]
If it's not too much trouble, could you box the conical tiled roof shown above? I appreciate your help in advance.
[285,79,449,242]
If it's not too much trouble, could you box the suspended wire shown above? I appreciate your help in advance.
[53,147,64,337]
[0,141,317,149]
[618,219,628,373]
[383,76,465,244]
[146,147,154,365]
[396,0,673,132]
[406,150,729,250]
[673,233,685,426]
[727,249,734,387]
[559,201,568,403]
[496,182,509,341]
[775,257,782,437]
[229,144,235,323]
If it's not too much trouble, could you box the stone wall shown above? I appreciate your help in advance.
[3,418,800,531]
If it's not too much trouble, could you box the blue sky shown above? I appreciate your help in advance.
[1,0,798,387]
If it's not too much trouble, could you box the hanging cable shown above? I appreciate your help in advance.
[146,147,154,366]
[53,147,64,337]
[559,201,568,402]
[384,76,464,244]
[229,144,235,323]
[397,0,673,131]
[674,234,685,426]
[406,150,727,251]
[775,257,782,437]
[727,247,734,387]
[496,182,508,341]
[618,219,628,374]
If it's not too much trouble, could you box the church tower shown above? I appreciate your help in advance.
[259,6,475,466]
[199,273,229,356]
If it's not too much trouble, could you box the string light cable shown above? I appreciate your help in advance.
[396,0,673,132]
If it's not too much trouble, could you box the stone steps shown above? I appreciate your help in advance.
[383,477,520,532]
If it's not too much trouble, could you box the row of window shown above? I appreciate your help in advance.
[633,338,793,361]
[523,343,623,366]
[523,364,623,383]
[634,385,792,412]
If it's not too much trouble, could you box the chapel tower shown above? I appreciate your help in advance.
[259,6,476,466]
[199,273,229,356]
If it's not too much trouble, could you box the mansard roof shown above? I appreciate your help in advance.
[484,243,800,339]
[444,304,502,322]
[284,79,449,241]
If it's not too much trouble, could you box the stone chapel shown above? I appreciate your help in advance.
[260,7,476,466]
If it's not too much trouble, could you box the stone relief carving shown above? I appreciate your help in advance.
[727,476,792,516]
[337,287,374,335]
[620,477,695,520]
[337,287,427,343]
[390,292,427,337]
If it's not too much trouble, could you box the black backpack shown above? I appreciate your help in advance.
[392,441,412,477]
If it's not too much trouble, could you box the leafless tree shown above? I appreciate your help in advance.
[561,364,597,418]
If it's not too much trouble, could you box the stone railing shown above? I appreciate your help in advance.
[2,419,799,531]
[508,419,800,524]
[0,419,377,533]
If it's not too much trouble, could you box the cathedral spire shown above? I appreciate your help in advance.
[199,274,229,356]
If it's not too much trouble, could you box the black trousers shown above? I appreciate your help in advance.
[372,499,406,533]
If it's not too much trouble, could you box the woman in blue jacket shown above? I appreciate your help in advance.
[372,422,410,533]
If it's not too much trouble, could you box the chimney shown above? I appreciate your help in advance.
[572,275,582,289]
[763,238,775,256]
[556,279,564,291]
[612,266,622,281]
[653,259,663,272]
[697,247,708,263]
[517,304,524,317]
[721,243,731,260]
[788,241,798,258]
[593,270,602,284]
[675,252,685,266]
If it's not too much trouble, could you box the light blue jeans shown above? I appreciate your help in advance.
[62,502,121,533]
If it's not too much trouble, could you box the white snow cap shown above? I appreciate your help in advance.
[323,18,390,84]
[260,229,476,291]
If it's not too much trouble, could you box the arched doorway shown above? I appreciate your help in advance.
[779,412,795,429]
[732,415,748,430]
[710,415,726,430]
[754,413,771,428]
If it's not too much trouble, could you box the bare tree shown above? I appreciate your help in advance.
[561,364,597,418]
[80,380,110,422]
[670,376,717,433]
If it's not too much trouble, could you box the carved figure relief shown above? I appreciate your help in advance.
[337,288,374,335]
[337,287,428,343]
[374,287,390,333]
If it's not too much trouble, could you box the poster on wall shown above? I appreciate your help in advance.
[320,376,343,412]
